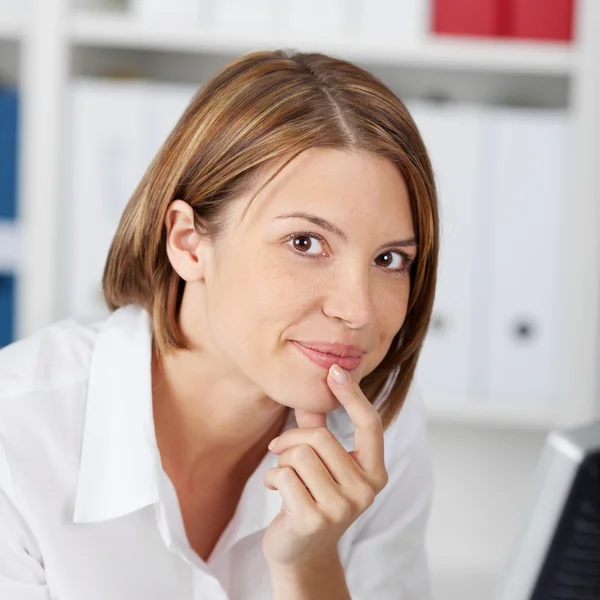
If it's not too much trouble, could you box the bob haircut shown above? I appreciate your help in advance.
[103,49,439,432]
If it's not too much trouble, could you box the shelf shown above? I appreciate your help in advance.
[0,13,22,42]
[424,393,559,430]
[70,13,574,76]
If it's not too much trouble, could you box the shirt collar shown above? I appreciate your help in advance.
[73,304,355,527]
[73,305,160,523]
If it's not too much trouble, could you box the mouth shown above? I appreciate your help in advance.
[290,341,362,372]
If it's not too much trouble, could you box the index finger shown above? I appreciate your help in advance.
[327,365,385,476]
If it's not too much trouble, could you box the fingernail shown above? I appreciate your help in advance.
[268,436,280,450]
[329,364,347,384]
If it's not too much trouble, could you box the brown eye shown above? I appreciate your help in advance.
[376,252,394,267]
[286,234,325,256]
[293,236,312,252]
[374,251,409,273]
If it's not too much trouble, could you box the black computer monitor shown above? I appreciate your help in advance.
[494,420,600,599]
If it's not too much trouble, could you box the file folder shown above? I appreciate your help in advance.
[67,79,197,321]
[407,100,490,398]
[358,0,429,41]
[130,0,200,20]
[508,0,574,41]
[484,107,569,407]
[0,87,18,220]
[0,274,15,348]
[432,0,508,37]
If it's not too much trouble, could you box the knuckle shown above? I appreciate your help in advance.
[314,427,334,444]
[277,466,296,483]
[305,510,327,533]
[359,485,376,509]
[290,444,313,462]
[332,499,353,522]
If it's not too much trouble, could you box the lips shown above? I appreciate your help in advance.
[291,341,362,371]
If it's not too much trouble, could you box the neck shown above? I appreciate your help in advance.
[151,342,289,485]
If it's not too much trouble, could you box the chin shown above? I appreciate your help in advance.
[270,370,344,414]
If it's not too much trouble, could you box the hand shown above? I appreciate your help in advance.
[262,364,389,569]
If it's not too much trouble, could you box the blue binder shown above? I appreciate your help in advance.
[0,275,15,348]
[0,87,18,219]
[0,86,19,346]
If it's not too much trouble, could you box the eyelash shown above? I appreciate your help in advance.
[283,231,416,275]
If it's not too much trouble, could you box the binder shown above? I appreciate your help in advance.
[141,83,198,169]
[0,274,15,348]
[215,0,272,33]
[67,79,197,321]
[0,87,18,220]
[484,107,569,407]
[288,0,347,38]
[508,0,574,42]
[432,0,508,37]
[407,100,490,398]
[130,0,200,20]
[357,0,429,41]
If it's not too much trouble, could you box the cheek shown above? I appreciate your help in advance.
[207,250,310,350]
[371,282,411,355]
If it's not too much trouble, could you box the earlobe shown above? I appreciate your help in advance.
[164,200,207,282]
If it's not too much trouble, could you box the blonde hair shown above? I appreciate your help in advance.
[103,49,439,431]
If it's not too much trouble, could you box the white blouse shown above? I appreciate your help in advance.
[0,305,434,599]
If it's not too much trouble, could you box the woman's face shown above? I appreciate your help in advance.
[196,148,416,412]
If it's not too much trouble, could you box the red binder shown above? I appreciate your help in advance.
[432,0,509,37]
[509,0,574,41]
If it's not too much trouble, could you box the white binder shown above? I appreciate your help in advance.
[484,108,569,407]
[356,0,429,41]
[407,100,490,399]
[143,83,198,166]
[130,0,200,20]
[288,0,348,38]
[215,0,272,34]
[67,79,198,321]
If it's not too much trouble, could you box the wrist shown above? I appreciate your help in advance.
[269,549,349,600]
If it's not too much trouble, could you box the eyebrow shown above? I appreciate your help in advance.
[274,211,417,253]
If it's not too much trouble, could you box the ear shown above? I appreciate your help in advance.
[164,200,211,282]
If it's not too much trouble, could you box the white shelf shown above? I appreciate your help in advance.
[425,393,559,430]
[70,12,574,76]
[0,12,22,41]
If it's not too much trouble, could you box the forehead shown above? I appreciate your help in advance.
[237,148,412,230]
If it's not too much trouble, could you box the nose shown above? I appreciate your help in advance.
[322,264,374,329]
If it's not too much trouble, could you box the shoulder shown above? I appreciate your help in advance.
[0,314,106,505]
[0,315,103,402]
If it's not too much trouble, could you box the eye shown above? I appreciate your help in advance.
[374,250,414,274]
[285,233,326,257]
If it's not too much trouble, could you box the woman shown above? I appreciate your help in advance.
[0,50,438,599]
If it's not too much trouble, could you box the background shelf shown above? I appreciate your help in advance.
[424,393,560,430]
[70,12,574,76]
